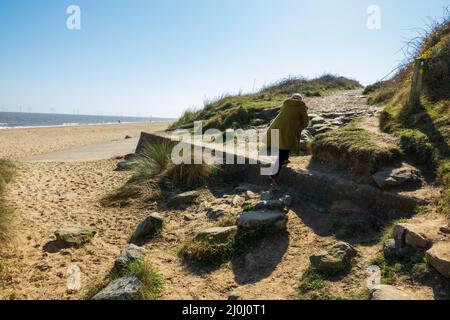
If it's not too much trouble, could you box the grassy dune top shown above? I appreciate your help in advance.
[312,126,402,174]
[170,75,361,131]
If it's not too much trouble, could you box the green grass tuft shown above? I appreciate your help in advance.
[130,142,173,183]
[85,260,163,300]
[242,204,255,212]
[163,157,216,188]
[371,248,426,285]
[298,267,325,294]
[103,143,216,207]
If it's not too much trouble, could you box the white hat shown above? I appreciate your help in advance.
[291,93,304,101]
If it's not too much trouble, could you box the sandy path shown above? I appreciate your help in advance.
[22,138,140,162]
[0,122,170,160]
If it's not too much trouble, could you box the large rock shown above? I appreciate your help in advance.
[167,191,200,208]
[383,239,396,259]
[373,166,421,189]
[254,195,293,211]
[370,285,416,300]
[254,200,285,211]
[310,242,357,274]
[114,244,146,271]
[194,226,238,244]
[92,276,141,300]
[394,223,433,251]
[426,241,450,278]
[54,225,96,247]
[130,213,164,243]
[237,211,288,233]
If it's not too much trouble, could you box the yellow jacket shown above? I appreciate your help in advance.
[265,98,309,154]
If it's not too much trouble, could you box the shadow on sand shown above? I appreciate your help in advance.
[231,231,289,285]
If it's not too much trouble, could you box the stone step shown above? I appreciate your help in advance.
[134,132,427,219]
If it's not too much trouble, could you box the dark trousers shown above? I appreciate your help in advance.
[273,149,290,177]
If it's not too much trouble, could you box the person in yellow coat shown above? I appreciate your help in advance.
[265,93,309,181]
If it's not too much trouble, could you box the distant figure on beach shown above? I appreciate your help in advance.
[265,93,309,183]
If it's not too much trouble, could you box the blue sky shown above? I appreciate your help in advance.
[0,0,448,117]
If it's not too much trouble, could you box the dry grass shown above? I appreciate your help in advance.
[0,160,16,239]
[103,143,216,207]
[162,161,215,188]
[178,239,236,267]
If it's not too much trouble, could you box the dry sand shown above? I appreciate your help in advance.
[0,122,170,160]
[0,122,171,299]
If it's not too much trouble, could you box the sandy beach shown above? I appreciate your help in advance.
[0,122,170,160]
[0,122,171,299]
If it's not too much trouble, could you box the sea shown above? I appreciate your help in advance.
[0,112,174,129]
